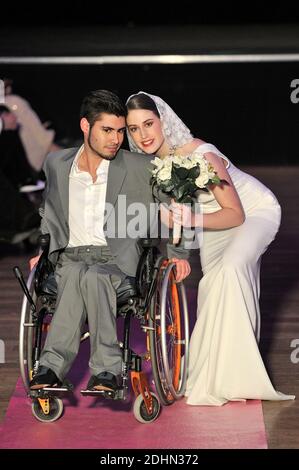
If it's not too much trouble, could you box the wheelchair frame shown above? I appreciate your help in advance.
[15,238,189,423]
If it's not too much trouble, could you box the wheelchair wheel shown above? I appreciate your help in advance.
[19,268,37,392]
[31,397,63,423]
[149,261,189,405]
[133,393,161,423]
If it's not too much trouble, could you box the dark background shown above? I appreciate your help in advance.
[1,3,299,165]
[2,3,299,26]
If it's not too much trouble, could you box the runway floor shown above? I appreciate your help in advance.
[0,166,298,449]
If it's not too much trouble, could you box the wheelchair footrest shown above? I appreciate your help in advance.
[42,385,71,393]
[43,378,74,392]
[30,379,74,396]
[80,388,125,400]
[30,384,73,399]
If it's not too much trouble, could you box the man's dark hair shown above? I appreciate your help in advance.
[126,93,160,118]
[80,90,126,127]
[0,104,11,116]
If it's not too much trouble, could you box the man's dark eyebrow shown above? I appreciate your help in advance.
[101,126,126,132]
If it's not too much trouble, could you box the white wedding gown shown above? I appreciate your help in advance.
[185,143,295,406]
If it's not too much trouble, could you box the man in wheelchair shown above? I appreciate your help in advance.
[28,90,191,396]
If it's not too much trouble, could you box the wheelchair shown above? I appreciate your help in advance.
[14,235,189,424]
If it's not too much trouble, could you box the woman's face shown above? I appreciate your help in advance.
[126,109,166,156]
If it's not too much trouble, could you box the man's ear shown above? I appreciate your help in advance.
[80,117,90,134]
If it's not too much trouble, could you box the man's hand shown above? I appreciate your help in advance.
[171,258,191,282]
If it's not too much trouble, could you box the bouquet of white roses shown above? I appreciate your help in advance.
[150,152,221,204]
[151,152,223,244]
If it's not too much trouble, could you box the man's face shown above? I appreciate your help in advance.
[81,113,126,160]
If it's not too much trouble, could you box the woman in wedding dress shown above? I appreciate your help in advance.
[125,91,295,406]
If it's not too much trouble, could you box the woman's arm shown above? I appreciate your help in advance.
[172,152,245,230]
[198,151,245,229]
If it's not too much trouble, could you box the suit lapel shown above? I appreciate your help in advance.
[56,148,78,223]
[105,150,127,221]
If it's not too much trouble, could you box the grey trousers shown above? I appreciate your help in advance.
[40,245,128,380]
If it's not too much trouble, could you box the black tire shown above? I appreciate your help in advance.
[31,397,63,423]
[133,393,161,423]
[19,269,37,392]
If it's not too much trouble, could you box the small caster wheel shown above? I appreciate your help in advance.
[31,397,64,422]
[133,393,161,423]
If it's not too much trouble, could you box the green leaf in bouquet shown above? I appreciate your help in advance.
[176,180,196,200]
[188,165,201,179]
[210,175,221,184]
[159,179,175,192]
[180,195,194,204]
[187,182,199,194]
[172,165,190,179]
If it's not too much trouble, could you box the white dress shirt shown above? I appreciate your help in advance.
[68,145,110,247]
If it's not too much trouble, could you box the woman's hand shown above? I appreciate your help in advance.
[160,203,173,228]
[170,200,194,228]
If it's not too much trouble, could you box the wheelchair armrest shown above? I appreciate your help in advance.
[34,241,56,297]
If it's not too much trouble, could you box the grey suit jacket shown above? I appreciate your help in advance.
[40,147,189,276]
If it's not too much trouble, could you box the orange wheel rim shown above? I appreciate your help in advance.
[170,271,181,390]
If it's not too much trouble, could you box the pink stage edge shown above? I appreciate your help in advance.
[0,378,267,449]
[0,290,267,449]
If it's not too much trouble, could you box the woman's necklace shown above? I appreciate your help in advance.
[169,145,178,157]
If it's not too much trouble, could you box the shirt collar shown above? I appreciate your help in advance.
[71,145,110,181]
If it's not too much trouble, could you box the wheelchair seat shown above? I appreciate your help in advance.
[40,272,57,297]
[116,276,137,307]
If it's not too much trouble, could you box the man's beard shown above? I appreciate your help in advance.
[87,131,118,161]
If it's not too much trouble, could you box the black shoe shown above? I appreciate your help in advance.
[29,366,61,390]
[87,372,118,392]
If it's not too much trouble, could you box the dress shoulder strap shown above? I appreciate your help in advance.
[195,143,230,169]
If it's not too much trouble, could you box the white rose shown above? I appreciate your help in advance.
[163,158,173,169]
[199,159,209,172]
[191,152,205,164]
[180,157,197,169]
[208,170,216,179]
[158,166,172,181]
[151,157,164,170]
[195,172,209,188]
[172,155,184,165]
